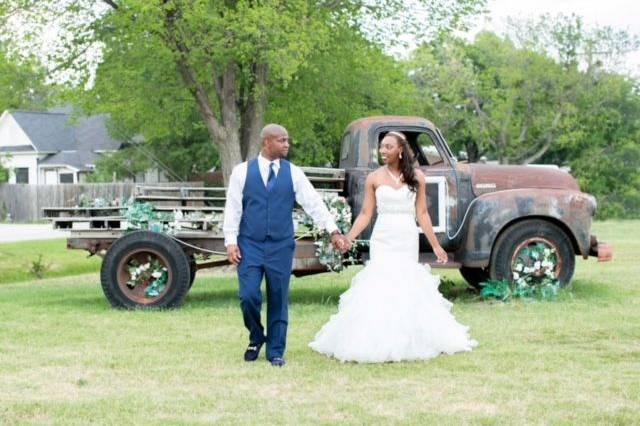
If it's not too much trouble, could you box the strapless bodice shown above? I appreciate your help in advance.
[375,185,416,215]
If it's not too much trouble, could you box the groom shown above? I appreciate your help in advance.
[223,124,348,367]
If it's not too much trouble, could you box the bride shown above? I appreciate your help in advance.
[309,131,478,363]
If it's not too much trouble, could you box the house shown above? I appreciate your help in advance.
[0,108,170,184]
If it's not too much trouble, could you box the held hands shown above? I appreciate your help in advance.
[330,232,352,254]
[226,244,242,265]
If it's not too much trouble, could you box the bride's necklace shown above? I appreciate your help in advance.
[385,166,402,185]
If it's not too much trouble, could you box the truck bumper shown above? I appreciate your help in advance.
[589,235,613,262]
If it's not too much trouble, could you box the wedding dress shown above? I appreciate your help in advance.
[309,184,478,363]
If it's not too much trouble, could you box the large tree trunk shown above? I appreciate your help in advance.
[240,63,269,161]
[215,131,242,185]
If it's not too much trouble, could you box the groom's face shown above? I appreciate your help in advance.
[264,130,290,159]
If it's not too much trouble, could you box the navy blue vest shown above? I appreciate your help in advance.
[239,158,295,242]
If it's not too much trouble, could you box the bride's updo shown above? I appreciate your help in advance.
[386,131,419,193]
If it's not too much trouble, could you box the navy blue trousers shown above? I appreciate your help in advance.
[237,235,295,360]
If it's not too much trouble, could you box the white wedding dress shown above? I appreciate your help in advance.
[309,184,478,363]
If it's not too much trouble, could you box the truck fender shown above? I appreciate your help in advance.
[459,188,596,267]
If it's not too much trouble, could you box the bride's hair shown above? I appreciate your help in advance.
[386,131,419,193]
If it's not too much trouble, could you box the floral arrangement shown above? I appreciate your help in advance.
[76,194,121,208]
[120,198,222,235]
[480,242,563,301]
[296,193,365,272]
[127,255,169,297]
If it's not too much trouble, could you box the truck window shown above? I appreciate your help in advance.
[417,133,443,165]
[340,133,350,160]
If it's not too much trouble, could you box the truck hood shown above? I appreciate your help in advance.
[467,164,580,196]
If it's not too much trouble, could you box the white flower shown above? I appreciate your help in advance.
[515,263,524,272]
[534,261,541,270]
[151,271,162,278]
[513,272,520,280]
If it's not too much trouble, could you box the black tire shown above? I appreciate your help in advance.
[459,266,490,289]
[489,219,575,286]
[188,254,197,288]
[100,231,191,309]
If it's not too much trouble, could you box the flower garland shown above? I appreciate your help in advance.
[480,243,563,301]
[296,193,365,272]
[126,255,169,297]
[120,198,222,235]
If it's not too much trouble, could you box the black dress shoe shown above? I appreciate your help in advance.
[244,342,263,362]
[270,357,285,367]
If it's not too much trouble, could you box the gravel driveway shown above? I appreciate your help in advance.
[0,224,70,243]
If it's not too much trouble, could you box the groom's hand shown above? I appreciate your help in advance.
[330,232,350,253]
[227,244,242,265]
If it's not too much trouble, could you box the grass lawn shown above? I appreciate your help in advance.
[0,220,638,424]
[0,239,101,284]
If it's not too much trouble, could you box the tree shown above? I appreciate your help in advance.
[0,44,53,113]
[267,25,416,166]
[1,0,485,183]
[409,32,580,164]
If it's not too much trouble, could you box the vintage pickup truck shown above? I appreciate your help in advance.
[45,115,612,308]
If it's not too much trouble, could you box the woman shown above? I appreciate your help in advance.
[309,131,478,363]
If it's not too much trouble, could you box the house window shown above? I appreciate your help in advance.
[15,168,29,184]
[59,173,74,183]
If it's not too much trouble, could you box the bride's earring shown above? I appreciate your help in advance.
[399,152,403,159]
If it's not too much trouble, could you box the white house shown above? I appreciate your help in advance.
[0,108,171,184]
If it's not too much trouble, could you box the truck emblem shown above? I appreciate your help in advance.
[475,183,497,189]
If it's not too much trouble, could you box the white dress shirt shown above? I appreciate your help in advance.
[223,154,339,246]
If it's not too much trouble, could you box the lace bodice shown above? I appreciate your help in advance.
[375,185,416,215]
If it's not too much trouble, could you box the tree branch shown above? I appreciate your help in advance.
[521,111,563,164]
[240,62,268,160]
[163,5,226,143]
[101,0,118,10]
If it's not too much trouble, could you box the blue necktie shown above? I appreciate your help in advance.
[266,162,276,192]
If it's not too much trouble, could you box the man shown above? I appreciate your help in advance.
[223,124,349,367]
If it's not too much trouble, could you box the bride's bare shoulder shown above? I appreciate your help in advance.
[366,169,383,184]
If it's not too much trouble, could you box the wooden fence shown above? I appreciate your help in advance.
[0,182,203,222]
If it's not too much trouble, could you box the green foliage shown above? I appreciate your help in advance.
[28,254,51,279]
[0,44,54,113]
[126,255,169,298]
[0,154,9,183]
[269,28,416,166]
[121,200,174,234]
[1,0,485,181]
[408,25,640,218]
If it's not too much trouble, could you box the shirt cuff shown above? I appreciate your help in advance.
[326,222,339,235]
[224,232,238,247]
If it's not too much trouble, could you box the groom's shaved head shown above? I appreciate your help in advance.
[260,123,290,160]
[261,124,287,141]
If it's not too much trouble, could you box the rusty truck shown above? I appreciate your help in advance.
[45,116,612,308]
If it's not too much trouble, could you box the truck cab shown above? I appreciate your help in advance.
[339,116,612,288]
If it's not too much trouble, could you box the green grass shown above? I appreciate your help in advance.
[0,220,638,424]
[0,239,101,284]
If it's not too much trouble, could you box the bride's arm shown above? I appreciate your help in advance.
[345,173,377,243]
[414,170,448,263]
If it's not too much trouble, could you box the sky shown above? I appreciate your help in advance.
[472,0,640,75]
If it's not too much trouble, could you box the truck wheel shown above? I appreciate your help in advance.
[459,267,490,289]
[100,231,191,309]
[188,255,197,288]
[490,219,575,286]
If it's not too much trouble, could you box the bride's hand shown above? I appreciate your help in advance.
[434,246,448,263]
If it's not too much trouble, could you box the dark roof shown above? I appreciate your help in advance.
[10,110,74,152]
[9,109,122,153]
[39,150,100,171]
[0,145,34,152]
